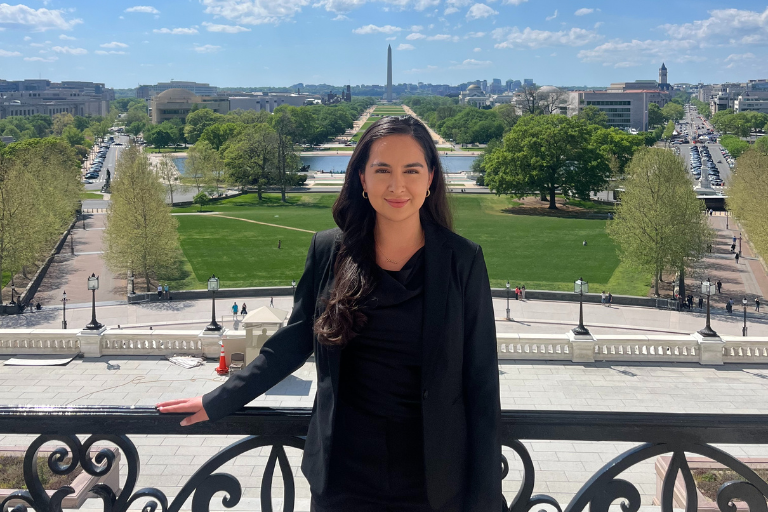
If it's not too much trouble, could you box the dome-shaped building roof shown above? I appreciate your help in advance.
[154,88,197,102]
[467,84,481,90]
[538,85,561,94]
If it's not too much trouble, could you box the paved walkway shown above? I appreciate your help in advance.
[1,355,767,511]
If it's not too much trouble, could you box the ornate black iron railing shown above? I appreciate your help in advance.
[1,406,767,512]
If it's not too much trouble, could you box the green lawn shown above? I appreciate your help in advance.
[144,147,189,154]
[80,192,104,200]
[170,193,650,295]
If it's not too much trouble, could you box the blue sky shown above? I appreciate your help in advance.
[1,1,767,89]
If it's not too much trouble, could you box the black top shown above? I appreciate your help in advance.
[338,246,426,420]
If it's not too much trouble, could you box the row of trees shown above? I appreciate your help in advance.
[103,144,182,292]
[608,148,712,296]
[0,138,82,300]
[403,96,516,144]
[0,111,116,149]
[710,109,768,138]
[727,142,768,271]
[478,114,649,209]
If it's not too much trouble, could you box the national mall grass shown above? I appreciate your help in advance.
[171,193,650,296]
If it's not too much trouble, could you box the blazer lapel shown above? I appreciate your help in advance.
[421,219,451,388]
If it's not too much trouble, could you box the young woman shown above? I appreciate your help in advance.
[156,116,501,511]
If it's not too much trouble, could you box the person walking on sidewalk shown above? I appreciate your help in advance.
[735,253,740,264]
[164,283,169,299]
[241,303,247,317]
[756,298,761,312]
[698,296,704,309]
[269,297,274,308]
[231,302,238,320]
[717,280,722,294]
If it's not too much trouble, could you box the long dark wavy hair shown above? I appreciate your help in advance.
[313,115,453,347]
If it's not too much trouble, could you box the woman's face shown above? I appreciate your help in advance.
[359,134,434,225]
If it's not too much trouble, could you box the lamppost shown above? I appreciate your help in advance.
[128,271,135,295]
[9,287,16,306]
[61,291,68,329]
[505,281,510,321]
[698,279,718,338]
[84,274,103,330]
[742,298,748,337]
[70,230,74,255]
[739,233,742,256]
[205,274,221,331]
[572,277,590,336]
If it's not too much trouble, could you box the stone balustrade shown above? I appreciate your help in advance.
[0,328,766,365]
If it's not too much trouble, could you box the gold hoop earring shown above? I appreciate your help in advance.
[426,189,431,198]
[362,190,368,199]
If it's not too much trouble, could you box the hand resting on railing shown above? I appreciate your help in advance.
[155,396,209,426]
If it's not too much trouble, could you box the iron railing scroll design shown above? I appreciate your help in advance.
[1,407,768,512]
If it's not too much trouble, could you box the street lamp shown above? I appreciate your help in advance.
[84,273,103,330]
[205,274,221,331]
[505,281,510,321]
[698,279,718,338]
[739,232,742,256]
[9,287,16,306]
[61,291,68,329]
[742,298,748,337]
[572,278,590,336]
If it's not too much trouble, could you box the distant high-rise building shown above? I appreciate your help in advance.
[481,80,488,93]
[523,79,534,88]
[386,45,393,102]
[136,80,217,99]
[658,63,671,91]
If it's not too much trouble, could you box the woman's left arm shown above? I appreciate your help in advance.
[463,245,502,510]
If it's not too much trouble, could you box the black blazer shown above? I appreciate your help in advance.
[202,218,501,511]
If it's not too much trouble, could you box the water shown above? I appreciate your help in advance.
[173,154,477,175]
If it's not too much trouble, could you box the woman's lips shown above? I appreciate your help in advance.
[385,198,409,208]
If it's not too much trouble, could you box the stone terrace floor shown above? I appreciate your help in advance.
[2,355,768,511]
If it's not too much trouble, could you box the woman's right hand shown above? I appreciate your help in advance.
[156,396,209,426]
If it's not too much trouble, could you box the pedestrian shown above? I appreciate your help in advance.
[731,243,736,253]
[514,286,520,300]
[521,285,526,300]
[157,284,163,299]
[756,298,761,312]
[716,280,722,293]
[231,301,238,320]
[269,297,274,308]
[241,303,247,317]
[698,295,703,309]
[278,240,282,249]
[601,291,606,305]
[583,240,587,246]
[164,283,169,299]
[735,253,740,264]
[732,235,737,246]
[727,298,733,314]
[607,292,613,306]
[687,295,693,310]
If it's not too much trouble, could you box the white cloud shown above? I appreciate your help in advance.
[397,43,414,50]
[449,58,491,68]
[464,31,485,37]
[0,4,81,31]
[502,0,527,4]
[23,35,31,40]
[153,27,199,34]
[202,21,251,32]
[29,42,45,47]
[466,3,497,20]
[332,14,349,20]
[59,34,76,40]
[52,45,87,55]
[574,8,594,16]
[403,64,438,74]
[95,50,127,55]
[426,33,456,41]
[202,0,310,24]
[493,26,600,48]
[577,38,700,67]
[410,24,423,31]
[194,44,222,53]
[386,35,396,40]
[473,47,481,51]
[726,52,755,61]
[352,24,401,34]
[124,6,159,13]
[660,7,768,46]
[101,41,128,48]
[0,49,22,57]
[444,6,458,14]
[406,32,425,39]
[546,9,557,21]
[24,55,57,61]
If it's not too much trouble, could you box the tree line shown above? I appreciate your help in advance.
[0,138,82,300]
[727,141,768,270]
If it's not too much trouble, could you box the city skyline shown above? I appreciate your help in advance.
[0,1,767,89]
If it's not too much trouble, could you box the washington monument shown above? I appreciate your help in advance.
[386,44,392,102]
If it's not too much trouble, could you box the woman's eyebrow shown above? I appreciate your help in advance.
[368,161,424,168]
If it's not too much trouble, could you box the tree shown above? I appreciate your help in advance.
[755,135,768,154]
[52,112,74,136]
[193,191,211,212]
[661,102,684,122]
[183,108,220,144]
[483,115,612,209]
[223,123,277,199]
[720,135,750,158]
[62,125,85,147]
[577,106,608,128]
[590,127,645,175]
[647,103,665,128]
[727,148,768,266]
[144,124,174,150]
[494,103,519,132]
[155,155,181,205]
[184,141,216,194]
[607,148,712,296]
[470,138,502,186]
[103,145,182,292]
[198,122,243,151]
[270,109,302,202]
[662,120,676,140]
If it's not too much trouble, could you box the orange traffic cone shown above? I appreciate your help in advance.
[215,341,229,375]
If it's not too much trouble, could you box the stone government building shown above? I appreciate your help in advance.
[0,79,114,119]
